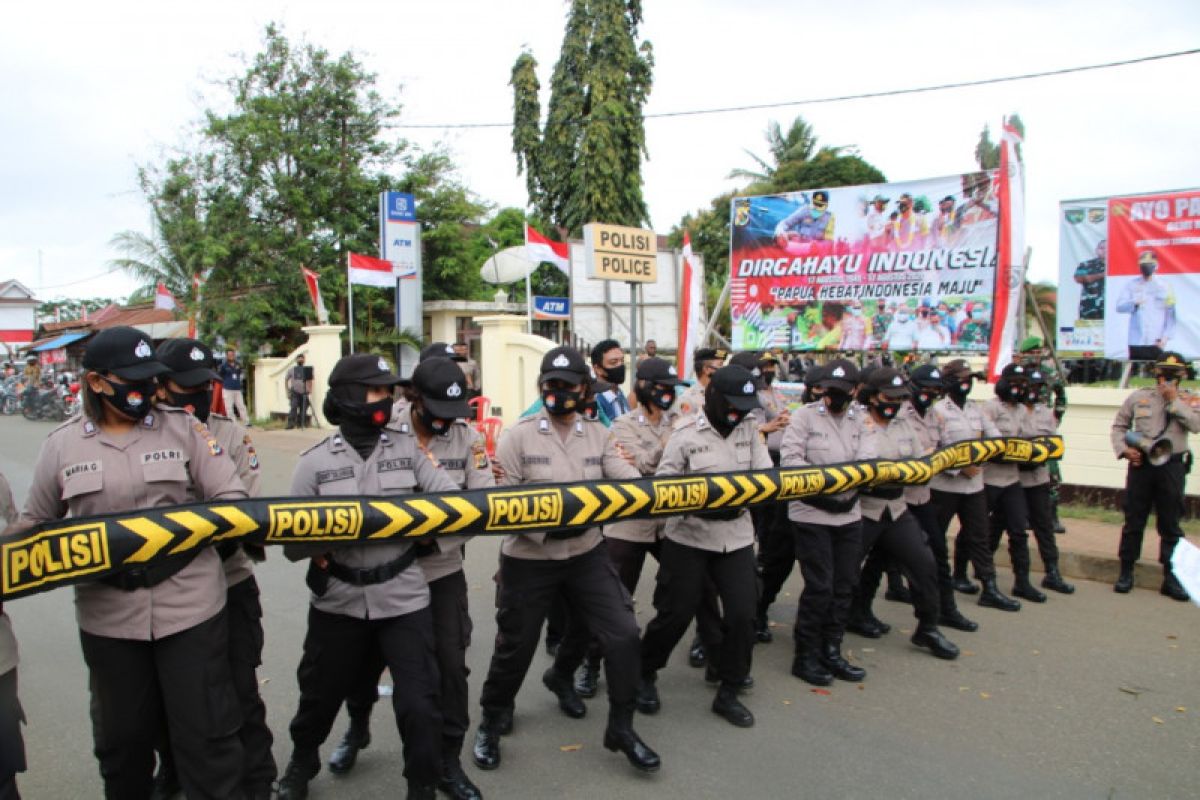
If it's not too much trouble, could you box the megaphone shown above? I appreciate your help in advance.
[1125,431,1173,467]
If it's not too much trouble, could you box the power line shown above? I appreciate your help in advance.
[389,47,1200,130]
[37,267,123,291]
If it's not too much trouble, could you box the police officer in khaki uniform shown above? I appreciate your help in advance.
[637,365,773,728]
[676,348,727,416]
[781,359,875,687]
[19,326,248,800]
[276,354,460,800]
[326,357,491,800]
[852,369,959,660]
[1020,370,1074,595]
[0,472,26,799]
[471,346,659,775]
[150,338,275,800]
[1110,352,1199,600]
[929,360,1020,613]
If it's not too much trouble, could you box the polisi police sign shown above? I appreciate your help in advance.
[3,522,111,594]
[583,223,658,283]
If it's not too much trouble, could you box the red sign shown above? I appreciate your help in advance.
[1107,190,1200,276]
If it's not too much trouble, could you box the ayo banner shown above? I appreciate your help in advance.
[1055,199,1108,354]
[2,435,1061,601]
[1104,189,1200,359]
[729,171,999,353]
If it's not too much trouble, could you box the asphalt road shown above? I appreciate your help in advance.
[1,416,1197,799]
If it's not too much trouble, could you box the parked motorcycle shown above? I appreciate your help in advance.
[21,376,67,421]
[0,376,21,416]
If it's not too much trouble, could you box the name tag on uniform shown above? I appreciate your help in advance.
[734,440,751,448]
[317,466,355,484]
[63,461,101,480]
[141,449,184,464]
[522,456,551,465]
[584,456,603,466]
[377,458,413,473]
[440,458,466,470]
[687,445,711,456]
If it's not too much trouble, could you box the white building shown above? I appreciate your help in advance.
[0,279,38,361]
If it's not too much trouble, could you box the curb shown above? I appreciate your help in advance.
[991,548,1166,591]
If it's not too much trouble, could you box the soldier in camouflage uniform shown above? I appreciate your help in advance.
[1073,240,1106,321]
[1020,338,1067,532]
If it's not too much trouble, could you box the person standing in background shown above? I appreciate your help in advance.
[452,342,480,399]
[590,340,631,421]
[286,355,313,430]
[217,348,250,426]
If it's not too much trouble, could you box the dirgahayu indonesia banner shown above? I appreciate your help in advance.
[728,171,999,352]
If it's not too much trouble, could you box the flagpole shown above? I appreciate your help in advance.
[524,224,533,334]
[347,252,355,353]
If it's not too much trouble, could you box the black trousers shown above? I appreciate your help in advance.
[480,544,641,713]
[287,391,310,428]
[1119,460,1187,566]
[932,489,995,581]
[79,610,243,800]
[859,511,939,625]
[288,605,441,784]
[792,520,863,650]
[1023,483,1061,569]
[343,570,474,760]
[986,483,1032,575]
[641,541,757,687]
[0,668,24,800]
[756,502,799,614]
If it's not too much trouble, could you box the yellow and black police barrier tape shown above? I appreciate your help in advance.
[1,435,1062,601]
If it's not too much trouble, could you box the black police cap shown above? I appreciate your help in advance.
[1000,363,1030,380]
[636,357,683,386]
[710,365,762,412]
[816,358,858,392]
[329,354,403,387]
[412,357,472,419]
[82,326,169,381]
[540,346,589,383]
[156,338,220,387]
[728,351,763,377]
[693,347,728,365]
[909,364,944,389]
[420,342,456,362]
[867,367,911,398]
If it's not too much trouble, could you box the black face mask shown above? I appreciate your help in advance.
[100,377,155,420]
[1025,388,1040,405]
[581,399,599,420]
[1140,265,1156,278]
[604,364,626,386]
[165,387,212,423]
[703,392,743,437]
[650,386,675,411]
[911,390,937,413]
[874,400,903,419]
[824,390,851,414]
[543,388,582,416]
[947,380,972,406]
[338,397,393,429]
[762,371,776,386]
[417,405,452,435]
[1008,382,1027,402]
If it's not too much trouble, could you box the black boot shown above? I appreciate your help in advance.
[1161,567,1190,602]
[704,660,754,692]
[472,709,509,771]
[542,667,586,719]
[276,751,320,800]
[604,705,661,772]
[328,715,371,774]
[635,674,660,715]
[791,646,833,686]
[1114,561,1135,593]
[884,568,912,603]
[1041,563,1075,594]
[846,597,891,639]
[978,577,1021,612]
[149,754,180,800]
[687,638,707,668]
[406,781,437,800]
[711,685,755,728]
[952,572,979,595]
[753,612,774,644]
[438,756,482,800]
[1012,572,1047,603]
[939,587,979,632]
[910,623,960,660]
[820,641,867,682]
[574,656,601,699]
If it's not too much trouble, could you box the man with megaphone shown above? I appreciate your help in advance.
[1110,352,1199,600]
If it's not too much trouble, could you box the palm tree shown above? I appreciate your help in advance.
[727,117,819,184]
[108,229,198,301]
[1024,281,1057,344]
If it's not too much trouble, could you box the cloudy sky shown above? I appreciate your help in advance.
[1,0,1197,302]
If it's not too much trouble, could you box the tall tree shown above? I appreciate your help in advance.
[511,0,653,233]
[975,114,1024,169]
[727,118,819,184]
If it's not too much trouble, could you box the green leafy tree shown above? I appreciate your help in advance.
[727,118,818,184]
[511,0,654,232]
[975,114,1024,169]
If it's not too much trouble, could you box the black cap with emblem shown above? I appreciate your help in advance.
[728,351,763,377]
[412,357,472,419]
[710,364,762,411]
[909,364,944,389]
[328,353,404,387]
[636,356,683,386]
[539,346,589,384]
[156,338,220,387]
[866,367,912,399]
[82,326,169,380]
[420,342,457,362]
[816,358,859,393]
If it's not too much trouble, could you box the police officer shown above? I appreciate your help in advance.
[637,364,773,728]
[853,369,959,660]
[471,346,659,774]
[930,360,1020,613]
[0,471,26,798]
[325,357,491,800]
[1110,352,1198,600]
[677,348,727,416]
[151,338,275,799]
[1020,337,1068,532]
[1020,369,1074,595]
[276,354,459,800]
[782,359,874,686]
[19,326,248,799]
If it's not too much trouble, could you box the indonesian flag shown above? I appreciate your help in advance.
[154,282,178,311]
[987,120,1026,382]
[348,252,400,288]
[301,266,330,324]
[525,224,570,275]
[677,232,704,381]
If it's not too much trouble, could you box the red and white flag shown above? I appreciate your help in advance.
[988,121,1026,382]
[677,232,704,381]
[525,224,570,275]
[154,282,178,311]
[301,266,330,324]
[348,252,401,288]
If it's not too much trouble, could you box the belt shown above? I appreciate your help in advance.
[102,552,198,591]
[694,508,747,522]
[326,547,419,586]
[860,486,903,500]
[546,526,590,540]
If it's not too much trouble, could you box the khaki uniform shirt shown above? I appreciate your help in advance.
[657,412,773,552]
[980,398,1024,488]
[496,409,641,560]
[897,403,936,505]
[755,385,789,454]
[676,383,706,418]
[0,473,16,674]
[290,426,458,619]
[1019,403,1058,487]
[859,413,922,521]
[1110,387,1200,459]
[20,409,247,640]
[781,402,875,526]
[398,410,495,583]
[206,413,262,587]
[928,398,1000,494]
[605,409,675,543]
